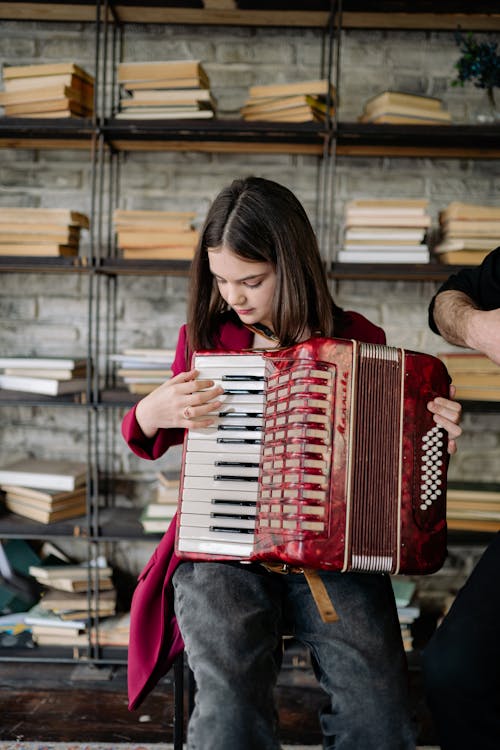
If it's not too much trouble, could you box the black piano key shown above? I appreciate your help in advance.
[212,499,257,507]
[222,375,265,381]
[218,425,261,431]
[209,526,255,534]
[217,438,262,444]
[210,512,255,520]
[214,461,260,467]
[214,475,258,482]
[219,411,264,418]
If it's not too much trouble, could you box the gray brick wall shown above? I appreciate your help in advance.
[1,19,498,574]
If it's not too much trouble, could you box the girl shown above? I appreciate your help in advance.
[123,176,462,750]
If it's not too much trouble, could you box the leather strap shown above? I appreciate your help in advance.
[303,568,339,623]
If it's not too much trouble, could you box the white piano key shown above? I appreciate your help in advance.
[184,463,260,478]
[179,524,255,544]
[181,487,258,502]
[194,355,265,370]
[181,500,257,516]
[180,513,256,530]
[185,440,262,455]
[177,537,254,558]
[183,476,260,493]
[188,427,263,441]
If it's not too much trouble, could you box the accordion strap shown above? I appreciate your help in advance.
[303,568,339,623]
[262,563,339,623]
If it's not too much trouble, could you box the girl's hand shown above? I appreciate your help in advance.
[426,385,462,455]
[135,368,225,438]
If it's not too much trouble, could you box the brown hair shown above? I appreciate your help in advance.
[187,176,342,352]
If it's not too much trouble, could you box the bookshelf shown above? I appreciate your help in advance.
[0,2,499,681]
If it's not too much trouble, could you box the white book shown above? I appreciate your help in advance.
[0,374,87,395]
[342,244,428,253]
[0,458,87,491]
[0,356,86,369]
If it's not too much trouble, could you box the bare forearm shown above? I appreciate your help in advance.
[433,289,500,364]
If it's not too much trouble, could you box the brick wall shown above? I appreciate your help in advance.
[0,19,498,573]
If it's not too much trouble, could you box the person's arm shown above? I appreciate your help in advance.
[432,290,500,366]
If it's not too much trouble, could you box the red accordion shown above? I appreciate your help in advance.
[175,337,450,575]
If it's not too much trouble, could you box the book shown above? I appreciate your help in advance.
[2,62,94,82]
[363,91,444,113]
[28,562,113,582]
[346,198,429,209]
[116,229,199,248]
[121,76,210,91]
[344,229,425,242]
[241,93,331,116]
[448,372,500,388]
[437,353,499,373]
[0,458,87,491]
[360,106,451,123]
[432,238,496,253]
[118,102,213,114]
[0,244,79,257]
[341,244,428,253]
[4,367,85,379]
[453,386,500,401]
[439,202,500,221]
[0,84,94,107]
[38,588,116,617]
[4,496,87,525]
[122,247,196,260]
[113,208,195,225]
[117,59,209,84]
[1,485,86,506]
[247,79,335,100]
[361,112,450,125]
[440,219,500,236]
[123,87,214,104]
[0,208,89,229]
[114,109,214,120]
[344,215,431,228]
[0,374,87,395]
[24,602,87,631]
[4,72,94,93]
[435,250,493,265]
[3,99,91,117]
[0,356,87,370]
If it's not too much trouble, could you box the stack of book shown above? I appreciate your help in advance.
[37,587,117,619]
[438,351,500,401]
[240,79,335,123]
[338,199,431,263]
[0,62,94,119]
[391,578,420,653]
[114,209,198,261]
[433,203,500,265]
[116,59,215,120]
[28,558,114,594]
[140,472,180,534]
[358,91,451,125]
[0,457,87,525]
[24,601,89,647]
[446,483,500,533]
[0,208,89,258]
[0,355,88,397]
[109,348,175,395]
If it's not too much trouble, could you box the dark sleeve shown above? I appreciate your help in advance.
[121,325,188,460]
[428,247,500,333]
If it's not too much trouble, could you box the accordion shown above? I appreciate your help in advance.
[175,337,450,575]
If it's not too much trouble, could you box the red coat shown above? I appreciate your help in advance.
[123,313,385,710]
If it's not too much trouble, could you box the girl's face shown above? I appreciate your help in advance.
[208,244,277,329]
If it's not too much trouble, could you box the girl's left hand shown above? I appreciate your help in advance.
[426,385,462,455]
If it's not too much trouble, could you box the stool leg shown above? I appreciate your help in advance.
[173,653,184,750]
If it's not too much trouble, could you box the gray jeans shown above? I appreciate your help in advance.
[172,561,416,750]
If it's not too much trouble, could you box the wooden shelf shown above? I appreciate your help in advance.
[0,256,91,272]
[97,257,191,275]
[329,262,469,281]
[2,1,499,30]
[336,122,500,159]
[103,118,329,155]
[0,118,94,150]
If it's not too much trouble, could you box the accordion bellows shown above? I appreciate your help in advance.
[175,337,450,575]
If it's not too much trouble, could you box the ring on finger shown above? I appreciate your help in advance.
[183,406,192,419]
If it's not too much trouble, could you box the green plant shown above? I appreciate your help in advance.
[452,32,500,106]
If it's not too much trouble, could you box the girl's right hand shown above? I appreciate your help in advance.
[135,368,225,438]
